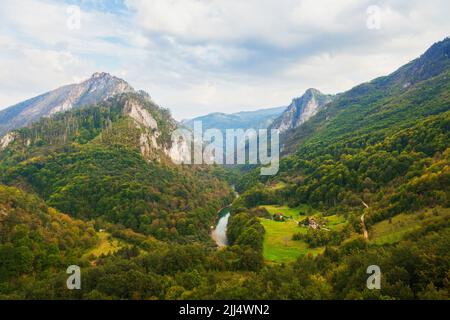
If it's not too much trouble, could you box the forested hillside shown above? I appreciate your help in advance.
[0,185,99,298]
[0,92,233,243]
[228,38,450,298]
[236,38,450,220]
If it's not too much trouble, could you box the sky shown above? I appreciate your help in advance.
[0,0,449,120]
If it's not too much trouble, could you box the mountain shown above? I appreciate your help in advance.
[182,106,286,132]
[271,88,335,133]
[237,37,450,217]
[0,72,134,136]
[279,37,450,155]
[182,88,333,141]
[0,91,183,162]
[0,91,233,242]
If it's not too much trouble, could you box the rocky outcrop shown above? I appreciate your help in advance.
[121,94,190,164]
[126,100,158,130]
[0,132,15,150]
[126,99,159,159]
[271,88,334,132]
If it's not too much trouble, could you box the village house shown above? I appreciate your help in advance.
[302,217,320,229]
[273,213,285,222]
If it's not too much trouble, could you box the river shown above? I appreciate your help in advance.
[211,186,239,247]
[211,207,231,247]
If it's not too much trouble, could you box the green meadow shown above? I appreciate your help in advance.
[83,232,124,260]
[259,205,325,263]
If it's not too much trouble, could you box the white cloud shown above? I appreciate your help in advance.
[125,0,370,47]
[0,0,449,120]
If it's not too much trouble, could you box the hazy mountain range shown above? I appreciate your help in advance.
[182,89,336,135]
[0,72,339,142]
[181,106,286,132]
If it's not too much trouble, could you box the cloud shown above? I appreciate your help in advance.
[125,0,369,47]
[0,0,449,120]
[0,0,139,104]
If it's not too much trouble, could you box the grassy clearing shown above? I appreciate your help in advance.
[270,182,286,190]
[259,205,323,263]
[370,207,449,245]
[261,204,319,220]
[324,214,348,231]
[260,218,323,263]
[261,205,346,227]
[83,232,124,259]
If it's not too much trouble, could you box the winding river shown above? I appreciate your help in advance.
[211,186,239,247]
[211,207,231,247]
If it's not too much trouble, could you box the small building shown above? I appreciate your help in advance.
[309,218,319,229]
[273,213,285,222]
[302,217,320,229]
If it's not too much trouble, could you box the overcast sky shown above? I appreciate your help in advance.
[0,0,449,120]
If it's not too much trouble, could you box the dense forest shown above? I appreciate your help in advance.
[1,184,447,299]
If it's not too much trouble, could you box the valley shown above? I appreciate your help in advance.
[0,38,449,300]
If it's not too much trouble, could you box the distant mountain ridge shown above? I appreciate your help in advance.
[182,106,286,132]
[0,72,134,136]
[183,89,335,137]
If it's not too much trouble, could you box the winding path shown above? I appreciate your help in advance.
[360,201,369,240]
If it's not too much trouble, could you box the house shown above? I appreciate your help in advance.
[273,213,285,222]
[309,218,319,230]
[301,217,320,229]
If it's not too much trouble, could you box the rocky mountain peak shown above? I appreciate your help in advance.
[271,88,334,133]
[304,88,322,96]
[91,72,111,79]
[86,72,131,89]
